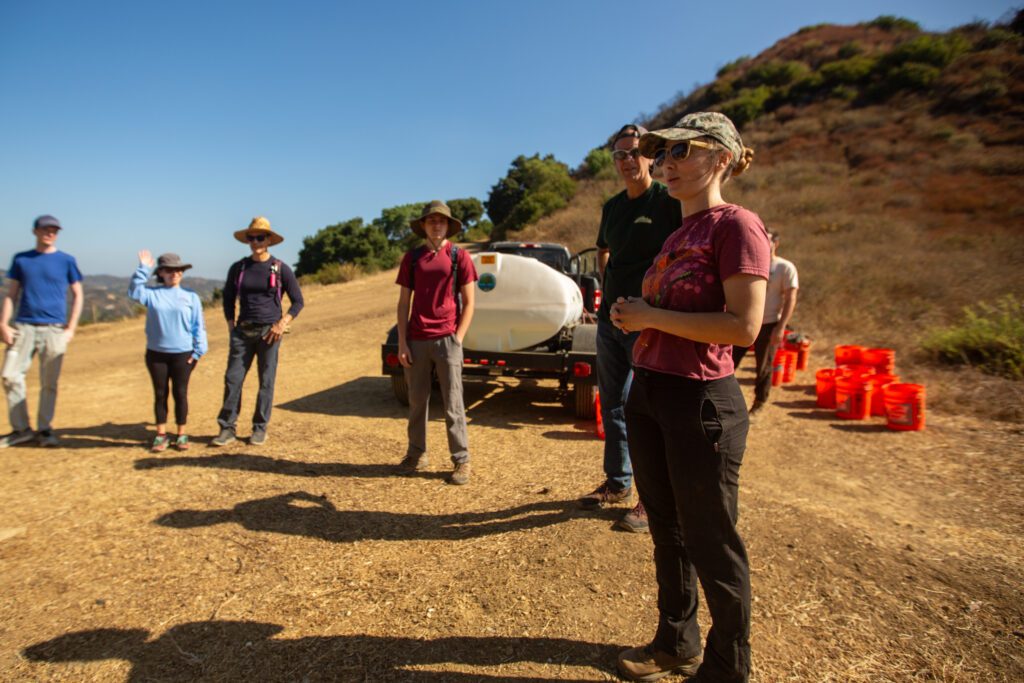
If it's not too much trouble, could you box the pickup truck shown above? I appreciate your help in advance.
[381,241,602,418]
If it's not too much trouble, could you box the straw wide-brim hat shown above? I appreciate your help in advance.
[234,216,284,246]
[409,200,463,239]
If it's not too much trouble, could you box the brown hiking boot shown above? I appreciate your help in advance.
[448,462,470,485]
[616,501,649,533]
[578,481,632,509]
[617,645,701,681]
[398,451,429,473]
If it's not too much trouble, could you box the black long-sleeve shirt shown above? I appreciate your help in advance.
[223,257,304,324]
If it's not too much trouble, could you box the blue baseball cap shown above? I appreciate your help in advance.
[33,215,63,230]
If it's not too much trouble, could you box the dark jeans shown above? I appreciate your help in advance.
[732,321,777,404]
[217,328,280,433]
[145,350,194,425]
[595,319,638,491]
[626,368,751,683]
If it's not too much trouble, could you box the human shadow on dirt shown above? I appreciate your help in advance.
[23,620,619,681]
[155,491,575,543]
[46,421,153,449]
[277,376,401,418]
[135,453,447,481]
[830,422,889,433]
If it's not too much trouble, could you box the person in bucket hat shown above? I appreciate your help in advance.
[129,250,208,452]
[395,200,477,485]
[0,215,83,448]
[212,217,304,447]
[609,112,770,683]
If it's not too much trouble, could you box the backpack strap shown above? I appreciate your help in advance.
[234,257,248,294]
[236,257,284,307]
[406,245,428,291]
[450,246,461,322]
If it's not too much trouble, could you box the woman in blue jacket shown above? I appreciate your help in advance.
[129,251,208,452]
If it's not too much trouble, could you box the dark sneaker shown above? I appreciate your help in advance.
[0,429,36,448]
[210,428,236,447]
[36,429,60,448]
[617,501,649,533]
[578,481,632,510]
[250,430,267,446]
[150,434,170,453]
[617,645,702,681]
[398,452,429,473]
[174,435,190,451]
[448,462,471,485]
[749,399,766,416]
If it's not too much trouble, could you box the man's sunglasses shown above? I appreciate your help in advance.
[612,149,641,162]
[652,139,717,168]
[246,234,268,243]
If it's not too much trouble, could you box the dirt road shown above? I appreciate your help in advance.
[2,271,1021,681]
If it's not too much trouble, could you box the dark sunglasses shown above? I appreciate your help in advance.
[652,139,717,168]
[246,234,268,243]
[611,148,641,162]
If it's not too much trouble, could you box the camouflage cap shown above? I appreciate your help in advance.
[638,112,744,164]
[409,200,463,239]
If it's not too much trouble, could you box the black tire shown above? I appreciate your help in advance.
[574,380,597,418]
[392,374,409,406]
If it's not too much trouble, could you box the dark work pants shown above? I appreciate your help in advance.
[732,321,777,404]
[145,350,194,425]
[626,369,751,683]
[217,328,280,432]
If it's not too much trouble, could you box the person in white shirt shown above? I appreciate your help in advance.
[732,230,798,414]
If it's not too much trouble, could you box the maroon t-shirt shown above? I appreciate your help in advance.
[396,242,478,340]
[633,204,771,379]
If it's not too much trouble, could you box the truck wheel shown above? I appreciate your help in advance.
[392,374,410,406]
[574,380,597,419]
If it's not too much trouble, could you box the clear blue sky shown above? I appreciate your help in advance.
[1,0,1017,278]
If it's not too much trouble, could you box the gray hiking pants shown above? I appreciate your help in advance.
[2,323,68,432]
[405,336,469,464]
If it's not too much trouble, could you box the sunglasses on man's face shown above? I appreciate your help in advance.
[652,139,718,168]
[246,234,268,243]
[612,148,641,162]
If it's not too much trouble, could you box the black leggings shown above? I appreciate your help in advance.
[145,350,194,425]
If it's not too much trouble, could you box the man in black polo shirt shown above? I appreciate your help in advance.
[578,124,682,532]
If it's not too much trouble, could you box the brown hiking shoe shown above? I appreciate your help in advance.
[617,645,701,681]
[448,462,470,485]
[616,501,649,533]
[578,481,632,509]
[398,451,430,473]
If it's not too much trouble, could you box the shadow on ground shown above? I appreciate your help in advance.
[23,621,619,681]
[136,453,448,480]
[47,422,152,449]
[154,491,576,543]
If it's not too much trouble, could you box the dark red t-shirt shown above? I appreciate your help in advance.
[633,204,771,379]
[396,242,479,340]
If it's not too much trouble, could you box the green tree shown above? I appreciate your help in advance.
[295,218,400,276]
[485,154,575,238]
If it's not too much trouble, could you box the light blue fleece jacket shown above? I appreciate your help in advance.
[128,265,208,360]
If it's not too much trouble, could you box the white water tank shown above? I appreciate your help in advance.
[463,252,583,352]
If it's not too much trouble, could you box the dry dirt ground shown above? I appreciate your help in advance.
[1,271,1022,682]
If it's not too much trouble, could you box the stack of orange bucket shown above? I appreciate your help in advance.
[771,332,812,387]
[815,345,925,430]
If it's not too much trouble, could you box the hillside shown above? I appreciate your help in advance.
[518,15,1024,421]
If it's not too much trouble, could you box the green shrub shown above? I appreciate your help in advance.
[716,56,750,78]
[579,147,615,179]
[742,60,811,88]
[486,154,575,238]
[705,78,736,104]
[879,62,943,92]
[797,23,828,34]
[883,34,970,69]
[820,55,879,84]
[976,28,1022,50]
[719,86,773,127]
[299,262,363,286]
[922,295,1024,380]
[837,41,864,59]
[295,218,400,276]
[867,16,921,32]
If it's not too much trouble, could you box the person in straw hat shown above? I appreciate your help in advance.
[395,200,477,485]
[609,112,770,682]
[211,217,304,447]
[129,250,208,452]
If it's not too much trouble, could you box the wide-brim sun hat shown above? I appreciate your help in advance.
[234,216,284,246]
[156,253,193,271]
[409,200,463,239]
[638,111,744,164]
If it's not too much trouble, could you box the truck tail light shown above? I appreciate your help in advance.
[385,353,400,367]
[496,360,506,366]
[593,289,602,310]
[480,359,489,365]
[573,362,592,377]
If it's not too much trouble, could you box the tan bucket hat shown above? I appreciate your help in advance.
[409,200,463,239]
[234,216,284,246]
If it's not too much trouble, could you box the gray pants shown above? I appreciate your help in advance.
[2,323,68,432]
[405,336,469,464]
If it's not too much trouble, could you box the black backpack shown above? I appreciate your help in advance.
[407,244,462,320]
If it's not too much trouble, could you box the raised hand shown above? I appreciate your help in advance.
[138,250,155,268]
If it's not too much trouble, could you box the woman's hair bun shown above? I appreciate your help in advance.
[733,146,754,176]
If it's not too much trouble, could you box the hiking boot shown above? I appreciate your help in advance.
[617,501,649,533]
[210,428,236,447]
[0,429,36,448]
[398,451,429,473]
[250,430,267,446]
[617,645,702,682]
[578,481,632,510]
[174,434,190,451]
[448,462,471,486]
[36,429,60,448]
[150,434,170,453]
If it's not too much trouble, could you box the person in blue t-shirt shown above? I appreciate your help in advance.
[129,250,209,453]
[0,215,84,448]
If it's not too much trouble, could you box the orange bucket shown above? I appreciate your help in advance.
[835,376,873,420]
[815,368,836,408]
[862,347,896,375]
[782,350,797,383]
[869,373,900,417]
[884,383,926,431]
[771,349,786,386]
[796,339,811,371]
[837,364,877,379]
[835,344,864,366]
